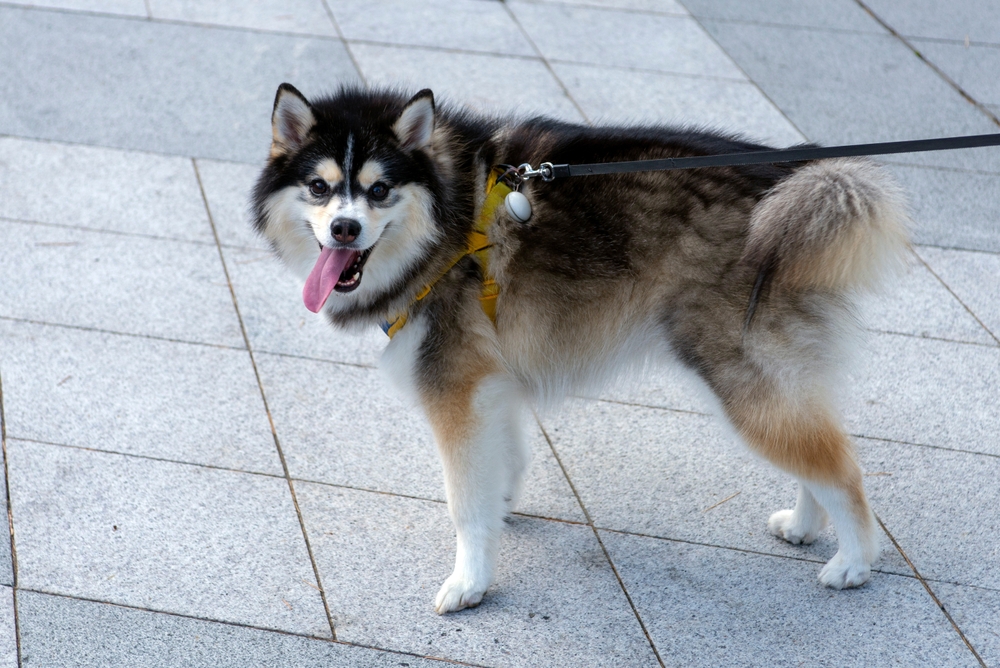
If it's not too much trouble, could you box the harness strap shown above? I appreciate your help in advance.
[382,168,510,338]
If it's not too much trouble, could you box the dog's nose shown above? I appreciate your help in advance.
[331,217,361,244]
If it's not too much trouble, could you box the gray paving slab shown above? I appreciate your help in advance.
[0,0,145,16]
[0,320,281,474]
[681,0,884,33]
[698,20,1000,176]
[349,43,585,123]
[195,159,270,250]
[932,582,1000,667]
[329,0,534,56]
[600,530,979,667]
[918,246,1000,344]
[8,440,329,636]
[548,0,688,12]
[0,136,211,242]
[0,5,359,163]
[592,358,716,414]
[862,0,1000,44]
[222,246,388,365]
[860,439,1000,590]
[886,162,1000,253]
[543,399,911,576]
[296,483,659,667]
[913,40,1000,109]
[256,352,585,522]
[843,332,1000,456]
[148,0,337,36]
[510,1,744,79]
[859,250,997,345]
[551,62,805,146]
[0,588,14,668]
[17,591,453,668]
[0,220,245,348]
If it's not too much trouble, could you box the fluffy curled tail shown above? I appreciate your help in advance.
[743,158,910,321]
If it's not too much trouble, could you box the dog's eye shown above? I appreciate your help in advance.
[369,182,390,201]
[308,179,328,197]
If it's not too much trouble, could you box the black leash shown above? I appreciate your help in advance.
[517,132,1000,182]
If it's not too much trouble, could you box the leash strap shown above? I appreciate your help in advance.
[531,133,1000,180]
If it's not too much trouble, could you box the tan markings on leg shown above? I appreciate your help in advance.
[730,394,871,526]
[421,353,498,453]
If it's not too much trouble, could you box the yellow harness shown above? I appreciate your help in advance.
[381,168,510,339]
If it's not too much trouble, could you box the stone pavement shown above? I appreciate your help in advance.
[0,0,998,665]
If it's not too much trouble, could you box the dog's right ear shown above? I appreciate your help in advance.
[271,83,316,157]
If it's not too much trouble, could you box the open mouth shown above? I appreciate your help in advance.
[302,243,375,313]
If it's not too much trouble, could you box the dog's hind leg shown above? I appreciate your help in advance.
[422,372,527,614]
[725,391,879,589]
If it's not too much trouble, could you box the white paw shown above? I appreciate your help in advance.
[768,509,824,545]
[818,551,871,589]
[434,573,487,614]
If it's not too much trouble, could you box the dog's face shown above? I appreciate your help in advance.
[253,84,441,314]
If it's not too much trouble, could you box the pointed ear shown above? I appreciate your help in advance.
[393,89,435,152]
[271,83,316,156]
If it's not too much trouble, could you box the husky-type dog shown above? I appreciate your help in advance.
[252,84,909,614]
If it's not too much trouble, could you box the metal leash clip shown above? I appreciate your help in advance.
[516,162,556,182]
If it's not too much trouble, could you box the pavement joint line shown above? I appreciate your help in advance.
[141,0,151,20]
[252,348,378,371]
[6,437,286,481]
[502,2,593,126]
[0,374,23,667]
[914,242,1000,257]
[0,315,249,354]
[913,250,1000,346]
[688,14,890,38]
[192,158,339,641]
[853,0,1000,129]
[852,433,1000,461]
[881,157,1000,178]
[527,0,691,20]
[907,35,1000,50]
[542,57,753,84]
[0,215,218,248]
[13,589,484,667]
[864,328,999,349]
[319,0,366,86]
[535,416,667,668]
[680,0,810,145]
[875,514,987,667]
[338,37,546,64]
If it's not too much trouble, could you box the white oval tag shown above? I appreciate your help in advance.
[504,191,532,223]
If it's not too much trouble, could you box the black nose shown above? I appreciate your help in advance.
[331,217,361,244]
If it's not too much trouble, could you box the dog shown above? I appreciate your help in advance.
[251,83,910,614]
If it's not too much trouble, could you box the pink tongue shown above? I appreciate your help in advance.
[303,247,355,313]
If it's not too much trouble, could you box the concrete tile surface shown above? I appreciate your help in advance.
[0,220,245,348]
[917,246,1000,343]
[861,439,1000,589]
[862,0,1000,44]
[148,0,337,36]
[17,590,451,668]
[914,40,1000,109]
[698,20,1000,175]
[543,399,911,577]
[510,1,744,78]
[329,0,535,56]
[0,0,146,16]
[297,483,660,667]
[0,6,359,163]
[0,320,280,474]
[8,440,329,636]
[223,246,388,364]
[0,136,210,242]
[602,530,980,667]
[0,589,14,668]
[256,352,584,522]
[351,43,585,123]
[681,0,884,33]
[932,582,1000,667]
[553,62,806,146]
[844,333,1000,455]
[194,158,271,250]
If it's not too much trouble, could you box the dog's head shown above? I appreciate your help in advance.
[252,84,443,315]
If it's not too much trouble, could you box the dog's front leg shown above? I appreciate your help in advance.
[423,374,521,614]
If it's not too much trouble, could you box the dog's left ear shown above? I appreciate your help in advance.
[271,83,316,156]
[393,89,435,152]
